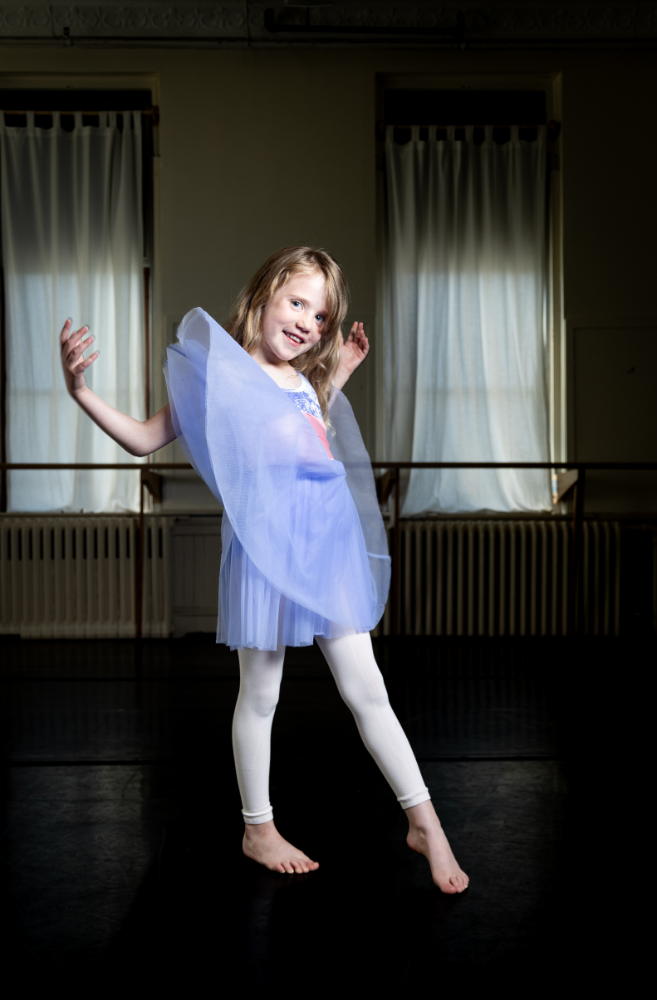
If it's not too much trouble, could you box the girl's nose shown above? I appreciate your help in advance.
[296,314,311,333]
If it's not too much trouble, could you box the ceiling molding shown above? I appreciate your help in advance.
[1,2,656,44]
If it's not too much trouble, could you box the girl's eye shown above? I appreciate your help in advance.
[315,315,325,324]
[291,300,302,309]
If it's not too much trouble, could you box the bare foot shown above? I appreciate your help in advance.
[243,820,319,874]
[405,801,469,894]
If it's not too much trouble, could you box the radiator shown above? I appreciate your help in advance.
[171,516,223,636]
[376,519,622,637]
[0,515,623,640]
[0,516,172,638]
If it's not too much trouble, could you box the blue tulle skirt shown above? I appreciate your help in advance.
[164,308,390,650]
[217,518,360,648]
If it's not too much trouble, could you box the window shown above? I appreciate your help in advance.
[379,84,558,514]
[0,89,154,512]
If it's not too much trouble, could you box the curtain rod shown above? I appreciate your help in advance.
[378,120,560,139]
[2,107,160,123]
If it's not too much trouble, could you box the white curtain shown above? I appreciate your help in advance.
[0,110,144,512]
[384,125,551,515]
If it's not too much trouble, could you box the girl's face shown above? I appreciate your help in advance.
[259,270,328,364]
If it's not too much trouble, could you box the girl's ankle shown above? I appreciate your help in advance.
[244,819,275,838]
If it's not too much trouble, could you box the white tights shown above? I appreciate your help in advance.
[232,631,430,825]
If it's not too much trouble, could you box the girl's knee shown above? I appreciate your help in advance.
[319,631,391,713]
[245,682,280,718]
[237,647,284,718]
[237,671,282,719]
[339,676,390,715]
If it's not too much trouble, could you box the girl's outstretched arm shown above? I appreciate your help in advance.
[333,321,369,392]
[60,319,177,457]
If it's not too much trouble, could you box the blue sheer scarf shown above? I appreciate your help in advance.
[164,308,390,647]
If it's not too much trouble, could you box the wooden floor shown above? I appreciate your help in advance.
[0,634,651,985]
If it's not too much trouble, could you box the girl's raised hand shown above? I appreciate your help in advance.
[339,321,370,379]
[57,318,175,455]
[60,319,99,397]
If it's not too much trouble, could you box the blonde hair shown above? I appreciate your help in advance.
[226,246,348,421]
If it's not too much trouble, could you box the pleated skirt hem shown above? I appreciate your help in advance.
[216,529,361,652]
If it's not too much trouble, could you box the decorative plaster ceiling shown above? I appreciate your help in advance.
[0,1,655,44]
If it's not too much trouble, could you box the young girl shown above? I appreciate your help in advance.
[59,246,469,894]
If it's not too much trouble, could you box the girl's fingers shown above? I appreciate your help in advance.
[67,332,93,363]
[59,318,73,344]
[79,352,99,370]
[63,331,83,361]
[70,325,89,344]
[74,326,90,348]
[345,321,362,344]
[72,352,98,375]
[356,326,369,357]
[73,334,93,353]
[68,347,96,377]
[60,321,86,350]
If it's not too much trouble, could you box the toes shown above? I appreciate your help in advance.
[292,853,317,873]
[437,872,470,894]
[297,856,316,873]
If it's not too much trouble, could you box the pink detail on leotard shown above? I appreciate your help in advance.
[304,413,334,459]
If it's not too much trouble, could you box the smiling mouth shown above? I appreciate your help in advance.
[284,332,304,346]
